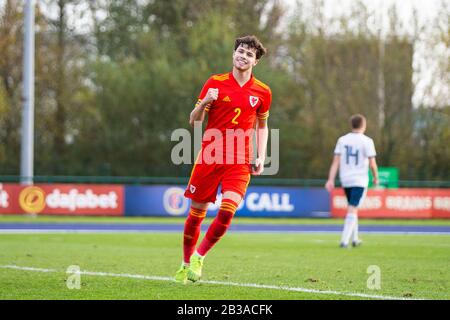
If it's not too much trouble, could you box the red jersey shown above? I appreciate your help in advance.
[195,72,272,165]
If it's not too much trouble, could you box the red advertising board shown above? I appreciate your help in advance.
[0,183,124,216]
[331,188,450,219]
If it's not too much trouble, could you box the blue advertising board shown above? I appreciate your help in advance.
[125,185,330,218]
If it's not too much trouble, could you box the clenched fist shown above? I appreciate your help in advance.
[204,88,219,105]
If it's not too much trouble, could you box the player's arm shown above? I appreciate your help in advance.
[189,88,218,127]
[325,155,340,192]
[252,118,268,175]
[369,157,379,186]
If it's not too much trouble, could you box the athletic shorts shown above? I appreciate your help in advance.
[184,163,251,203]
[344,187,367,207]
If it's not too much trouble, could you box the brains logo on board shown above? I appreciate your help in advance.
[19,186,46,214]
[163,187,188,216]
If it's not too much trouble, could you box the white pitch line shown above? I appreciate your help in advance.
[0,265,424,300]
[2,265,57,273]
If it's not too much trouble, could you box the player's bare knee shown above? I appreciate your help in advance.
[191,201,209,210]
[222,191,242,204]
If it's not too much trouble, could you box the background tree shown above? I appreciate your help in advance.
[0,0,448,181]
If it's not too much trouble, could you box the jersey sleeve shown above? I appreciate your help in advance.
[365,138,377,158]
[257,88,272,120]
[334,138,342,155]
[195,77,215,112]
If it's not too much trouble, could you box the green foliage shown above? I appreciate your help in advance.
[0,0,448,180]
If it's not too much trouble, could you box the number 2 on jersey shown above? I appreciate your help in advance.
[231,107,241,124]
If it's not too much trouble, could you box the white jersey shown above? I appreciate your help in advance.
[334,132,376,188]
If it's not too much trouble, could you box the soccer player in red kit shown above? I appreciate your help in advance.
[174,35,272,283]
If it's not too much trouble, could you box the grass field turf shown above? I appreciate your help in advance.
[1,217,449,300]
[2,214,450,226]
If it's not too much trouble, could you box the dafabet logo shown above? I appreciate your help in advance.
[19,186,46,214]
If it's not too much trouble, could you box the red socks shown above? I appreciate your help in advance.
[183,207,206,264]
[197,199,238,256]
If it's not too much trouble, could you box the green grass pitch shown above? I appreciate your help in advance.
[0,216,449,300]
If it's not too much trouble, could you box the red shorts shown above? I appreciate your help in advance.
[184,163,251,203]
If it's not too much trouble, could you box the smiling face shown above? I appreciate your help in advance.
[232,44,259,72]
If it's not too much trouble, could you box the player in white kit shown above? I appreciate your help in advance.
[325,114,379,248]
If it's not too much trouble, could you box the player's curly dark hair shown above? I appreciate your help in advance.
[234,35,267,59]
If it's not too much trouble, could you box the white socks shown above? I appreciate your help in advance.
[352,214,359,242]
[340,213,357,246]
